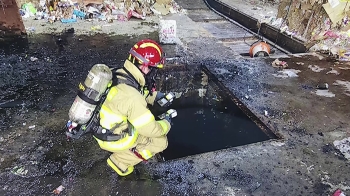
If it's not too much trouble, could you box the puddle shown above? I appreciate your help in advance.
[314,90,335,98]
[156,69,278,161]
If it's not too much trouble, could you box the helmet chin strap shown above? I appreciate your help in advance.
[145,67,158,95]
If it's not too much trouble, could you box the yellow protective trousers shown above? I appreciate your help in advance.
[108,134,168,173]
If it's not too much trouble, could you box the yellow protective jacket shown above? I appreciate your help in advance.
[94,60,171,152]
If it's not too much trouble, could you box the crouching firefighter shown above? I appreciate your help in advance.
[66,39,177,176]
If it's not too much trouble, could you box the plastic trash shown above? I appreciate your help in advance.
[30,57,38,61]
[22,3,37,16]
[91,25,102,31]
[11,166,28,177]
[333,189,346,196]
[271,59,288,68]
[73,10,86,19]
[61,18,77,23]
[19,9,26,16]
[53,185,65,194]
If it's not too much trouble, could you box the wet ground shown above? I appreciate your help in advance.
[0,32,171,196]
[0,30,276,195]
[1,0,350,195]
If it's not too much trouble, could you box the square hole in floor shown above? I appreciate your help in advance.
[153,67,278,161]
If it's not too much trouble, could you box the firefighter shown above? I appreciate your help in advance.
[93,39,174,176]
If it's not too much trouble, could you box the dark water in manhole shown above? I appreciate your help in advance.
[157,70,277,161]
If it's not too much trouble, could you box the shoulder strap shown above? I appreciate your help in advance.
[111,68,141,91]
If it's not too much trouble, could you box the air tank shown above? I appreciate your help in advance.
[68,64,113,124]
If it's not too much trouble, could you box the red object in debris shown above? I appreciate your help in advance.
[127,10,133,20]
[333,189,346,196]
[126,9,145,21]
[323,30,340,39]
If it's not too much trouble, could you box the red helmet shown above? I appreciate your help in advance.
[129,39,165,68]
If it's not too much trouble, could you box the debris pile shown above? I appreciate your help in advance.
[255,0,349,61]
[271,58,288,69]
[275,0,350,61]
[19,0,185,23]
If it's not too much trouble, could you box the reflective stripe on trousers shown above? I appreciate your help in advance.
[94,129,139,152]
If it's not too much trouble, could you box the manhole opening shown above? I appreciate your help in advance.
[154,66,279,161]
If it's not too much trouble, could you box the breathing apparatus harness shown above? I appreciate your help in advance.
[66,64,159,141]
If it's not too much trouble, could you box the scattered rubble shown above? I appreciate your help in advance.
[11,166,28,177]
[308,65,325,72]
[264,110,268,117]
[30,56,38,62]
[53,185,65,194]
[272,69,301,78]
[333,137,350,160]
[316,83,329,90]
[333,189,347,196]
[326,68,340,75]
[252,0,350,61]
[19,0,185,24]
[271,58,288,68]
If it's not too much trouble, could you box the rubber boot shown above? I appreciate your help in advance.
[107,158,134,176]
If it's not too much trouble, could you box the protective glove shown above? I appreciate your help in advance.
[156,92,176,107]
[164,115,172,124]
[155,92,165,100]
[158,109,177,124]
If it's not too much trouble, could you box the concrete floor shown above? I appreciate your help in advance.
[151,0,350,195]
[0,0,349,196]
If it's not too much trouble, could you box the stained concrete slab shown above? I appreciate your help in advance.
[156,3,350,196]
